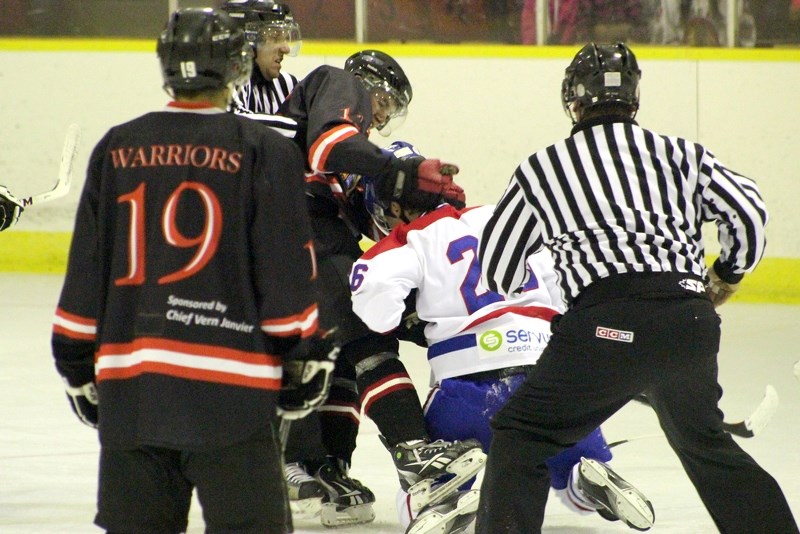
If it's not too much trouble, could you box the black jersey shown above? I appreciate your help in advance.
[275,65,395,235]
[480,116,768,305]
[52,102,319,451]
[277,65,393,178]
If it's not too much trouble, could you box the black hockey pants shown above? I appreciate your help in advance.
[476,272,798,534]
[283,214,396,465]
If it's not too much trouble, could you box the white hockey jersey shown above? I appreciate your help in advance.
[350,204,565,382]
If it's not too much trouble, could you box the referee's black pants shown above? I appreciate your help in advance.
[476,273,798,534]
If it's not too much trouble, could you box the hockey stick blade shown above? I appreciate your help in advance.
[614,385,780,447]
[721,384,779,438]
[608,434,663,449]
[21,123,81,207]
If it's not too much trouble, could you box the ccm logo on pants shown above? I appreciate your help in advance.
[596,326,634,343]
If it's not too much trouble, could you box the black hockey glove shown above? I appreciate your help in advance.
[379,158,466,210]
[62,378,99,429]
[277,329,340,420]
[0,185,24,231]
[395,289,428,348]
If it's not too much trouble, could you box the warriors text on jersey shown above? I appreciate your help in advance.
[52,102,319,451]
[350,204,564,381]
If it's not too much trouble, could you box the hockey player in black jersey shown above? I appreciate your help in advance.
[51,8,337,533]
[0,185,24,230]
[223,0,300,116]
[269,50,477,528]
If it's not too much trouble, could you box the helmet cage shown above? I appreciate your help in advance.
[362,179,392,237]
[561,42,641,124]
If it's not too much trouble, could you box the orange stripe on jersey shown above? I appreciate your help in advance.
[55,308,97,326]
[53,307,97,340]
[261,304,319,338]
[97,361,281,390]
[97,337,280,365]
[95,337,282,390]
[52,324,96,341]
[308,124,359,173]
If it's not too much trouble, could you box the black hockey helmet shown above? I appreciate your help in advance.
[222,0,301,56]
[157,8,253,95]
[345,50,412,136]
[561,42,641,124]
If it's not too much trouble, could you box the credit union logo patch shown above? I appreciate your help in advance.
[479,330,503,351]
[596,326,634,343]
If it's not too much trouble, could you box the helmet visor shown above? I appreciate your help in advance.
[363,178,392,236]
[246,21,302,56]
[361,75,409,137]
[233,44,255,88]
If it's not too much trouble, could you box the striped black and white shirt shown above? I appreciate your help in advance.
[231,69,299,139]
[233,70,297,116]
[479,116,768,306]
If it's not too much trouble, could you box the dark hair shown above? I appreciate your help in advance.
[579,101,637,121]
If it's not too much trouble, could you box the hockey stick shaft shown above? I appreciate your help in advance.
[278,417,292,454]
[21,123,81,207]
[614,385,779,447]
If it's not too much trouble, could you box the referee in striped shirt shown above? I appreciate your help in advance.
[476,42,798,533]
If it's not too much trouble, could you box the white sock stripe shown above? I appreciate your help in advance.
[361,376,414,409]
[317,404,361,421]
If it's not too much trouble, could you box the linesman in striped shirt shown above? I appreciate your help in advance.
[223,1,300,118]
[476,42,798,533]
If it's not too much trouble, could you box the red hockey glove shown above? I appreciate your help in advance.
[277,329,340,420]
[415,159,458,195]
[442,182,466,209]
[378,157,465,209]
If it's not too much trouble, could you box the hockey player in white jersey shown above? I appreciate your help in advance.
[349,141,656,533]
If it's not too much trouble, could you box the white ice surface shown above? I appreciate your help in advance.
[1,274,797,533]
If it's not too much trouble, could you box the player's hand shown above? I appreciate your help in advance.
[277,329,340,420]
[0,185,24,231]
[381,158,465,208]
[63,379,99,428]
[706,265,740,307]
[442,182,466,209]
[416,159,458,194]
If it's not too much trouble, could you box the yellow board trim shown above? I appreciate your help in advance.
[2,38,800,61]
[3,231,799,304]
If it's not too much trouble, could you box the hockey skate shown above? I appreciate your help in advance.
[315,457,376,527]
[578,457,655,531]
[405,489,480,534]
[390,438,486,513]
[284,462,325,518]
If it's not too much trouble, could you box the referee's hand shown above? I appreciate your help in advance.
[706,266,739,307]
